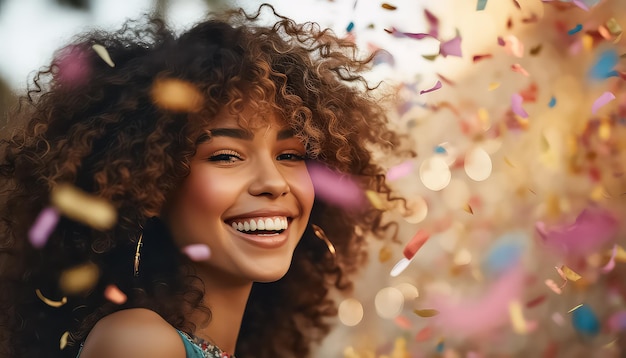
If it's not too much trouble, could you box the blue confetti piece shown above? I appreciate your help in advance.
[476,0,488,10]
[434,146,447,154]
[481,232,527,277]
[346,21,354,33]
[373,50,395,66]
[568,24,583,35]
[572,305,600,336]
[549,96,557,108]
[589,49,619,80]
[435,341,444,353]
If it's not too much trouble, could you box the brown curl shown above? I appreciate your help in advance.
[0,4,409,358]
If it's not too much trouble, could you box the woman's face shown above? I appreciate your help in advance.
[163,107,315,284]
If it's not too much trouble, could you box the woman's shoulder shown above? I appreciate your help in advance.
[78,308,187,358]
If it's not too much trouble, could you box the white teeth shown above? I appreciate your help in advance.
[229,216,289,233]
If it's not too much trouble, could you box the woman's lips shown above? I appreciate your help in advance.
[226,222,289,249]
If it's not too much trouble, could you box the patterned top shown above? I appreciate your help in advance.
[177,330,235,358]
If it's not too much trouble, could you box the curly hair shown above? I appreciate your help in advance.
[0,4,405,358]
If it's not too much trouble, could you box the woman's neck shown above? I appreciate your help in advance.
[187,265,253,355]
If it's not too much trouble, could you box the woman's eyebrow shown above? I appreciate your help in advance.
[201,128,295,142]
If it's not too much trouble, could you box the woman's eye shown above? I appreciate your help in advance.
[277,153,307,161]
[208,152,242,163]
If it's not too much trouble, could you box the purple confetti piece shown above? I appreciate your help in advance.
[29,207,60,249]
[511,93,528,118]
[56,45,92,87]
[386,161,414,181]
[424,9,439,38]
[440,36,463,58]
[307,161,365,209]
[182,244,211,261]
[591,91,615,114]
[420,80,443,95]
[572,0,590,10]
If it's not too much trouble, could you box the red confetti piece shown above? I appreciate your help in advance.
[29,207,60,249]
[511,93,528,118]
[403,230,430,260]
[419,80,443,95]
[182,244,212,261]
[472,54,493,62]
[591,91,616,114]
[526,295,547,308]
[104,284,127,305]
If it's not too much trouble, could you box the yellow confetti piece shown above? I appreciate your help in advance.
[365,190,386,210]
[568,304,583,313]
[463,203,473,214]
[151,78,204,113]
[60,331,69,350]
[51,183,117,230]
[35,289,67,308]
[582,34,594,51]
[509,301,528,334]
[488,82,500,91]
[413,308,439,317]
[560,266,581,282]
[92,44,115,67]
[59,262,100,295]
[504,157,515,168]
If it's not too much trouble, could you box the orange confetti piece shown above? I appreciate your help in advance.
[151,78,204,113]
[104,284,128,305]
[413,308,439,317]
[381,3,397,10]
[403,229,430,260]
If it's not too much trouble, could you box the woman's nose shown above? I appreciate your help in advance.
[247,158,290,198]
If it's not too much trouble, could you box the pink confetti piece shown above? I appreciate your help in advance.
[591,92,616,114]
[503,35,524,58]
[427,266,525,336]
[386,161,414,181]
[104,284,127,305]
[607,311,626,332]
[386,27,434,40]
[536,207,619,256]
[545,279,564,294]
[29,207,60,249]
[182,244,211,261]
[420,80,443,95]
[440,36,463,58]
[56,45,92,87]
[511,63,530,76]
[552,312,565,326]
[307,161,365,209]
[424,9,439,38]
[602,244,618,273]
[511,93,528,118]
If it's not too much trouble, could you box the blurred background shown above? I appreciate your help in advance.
[3,0,626,357]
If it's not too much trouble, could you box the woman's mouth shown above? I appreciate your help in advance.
[226,216,289,236]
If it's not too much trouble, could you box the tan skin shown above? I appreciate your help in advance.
[80,107,315,357]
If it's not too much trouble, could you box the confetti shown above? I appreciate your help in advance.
[559,266,581,281]
[488,82,500,91]
[35,289,67,308]
[509,301,531,334]
[386,161,414,181]
[312,224,337,257]
[56,45,91,87]
[403,229,430,260]
[58,262,100,295]
[440,36,463,58]
[346,21,354,32]
[571,304,600,336]
[607,311,626,332]
[530,44,543,55]
[591,92,616,114]
[476,0,488,10]
[379,245,392,262]
[424,9,439,38]
[511,93,529,118]
[482,232,526,276]
[419,80,442,95]
[545,279,563,294]
[415,326,432,341]
[589,49,619,79]
[151,77,204,113]
[28,207,60,249]
[182,243,211,261]
[548,96,557,108]
[413,308,440,317]
[51,183,117,230]
[91,44,115,67]
[390,257,411,277]
[104,284,127,305]
[601,244,618,273]
[307,161,365,209]
[568,24,583,35]
[503,35,524,58]
[394,315,412,329]
[472,54,492,62]
[60,331,69,350]
[526,295,547,308]
[511,63,530,76]
[381,3,397,10]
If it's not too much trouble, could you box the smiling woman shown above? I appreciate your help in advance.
[0,4,407,358]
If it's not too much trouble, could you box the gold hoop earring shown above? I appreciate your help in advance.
[133,231,143,277]
[311,224,336,258]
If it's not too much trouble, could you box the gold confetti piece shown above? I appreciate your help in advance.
[60,331,69,350]
[488,82,500,91]
[379,245,392,263]
[529,44,542,55]
[365,190,386,210]
[381,3,397,10]
[104,284,127,305]
[51,183,117,230]
[91,44,115,67]
[606,18,622,36]
[504,157,515,168]
[568,304,583,313]
[413,308,439,317]
[35,289,67,308]
[151,78,204,113]
[312,224,336,256]
[590,185,607,202]
[560,265,581,282]
[582,34,594,51]
[463,203,474,214]
[509,301,529,334]
[59,262,100,295]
